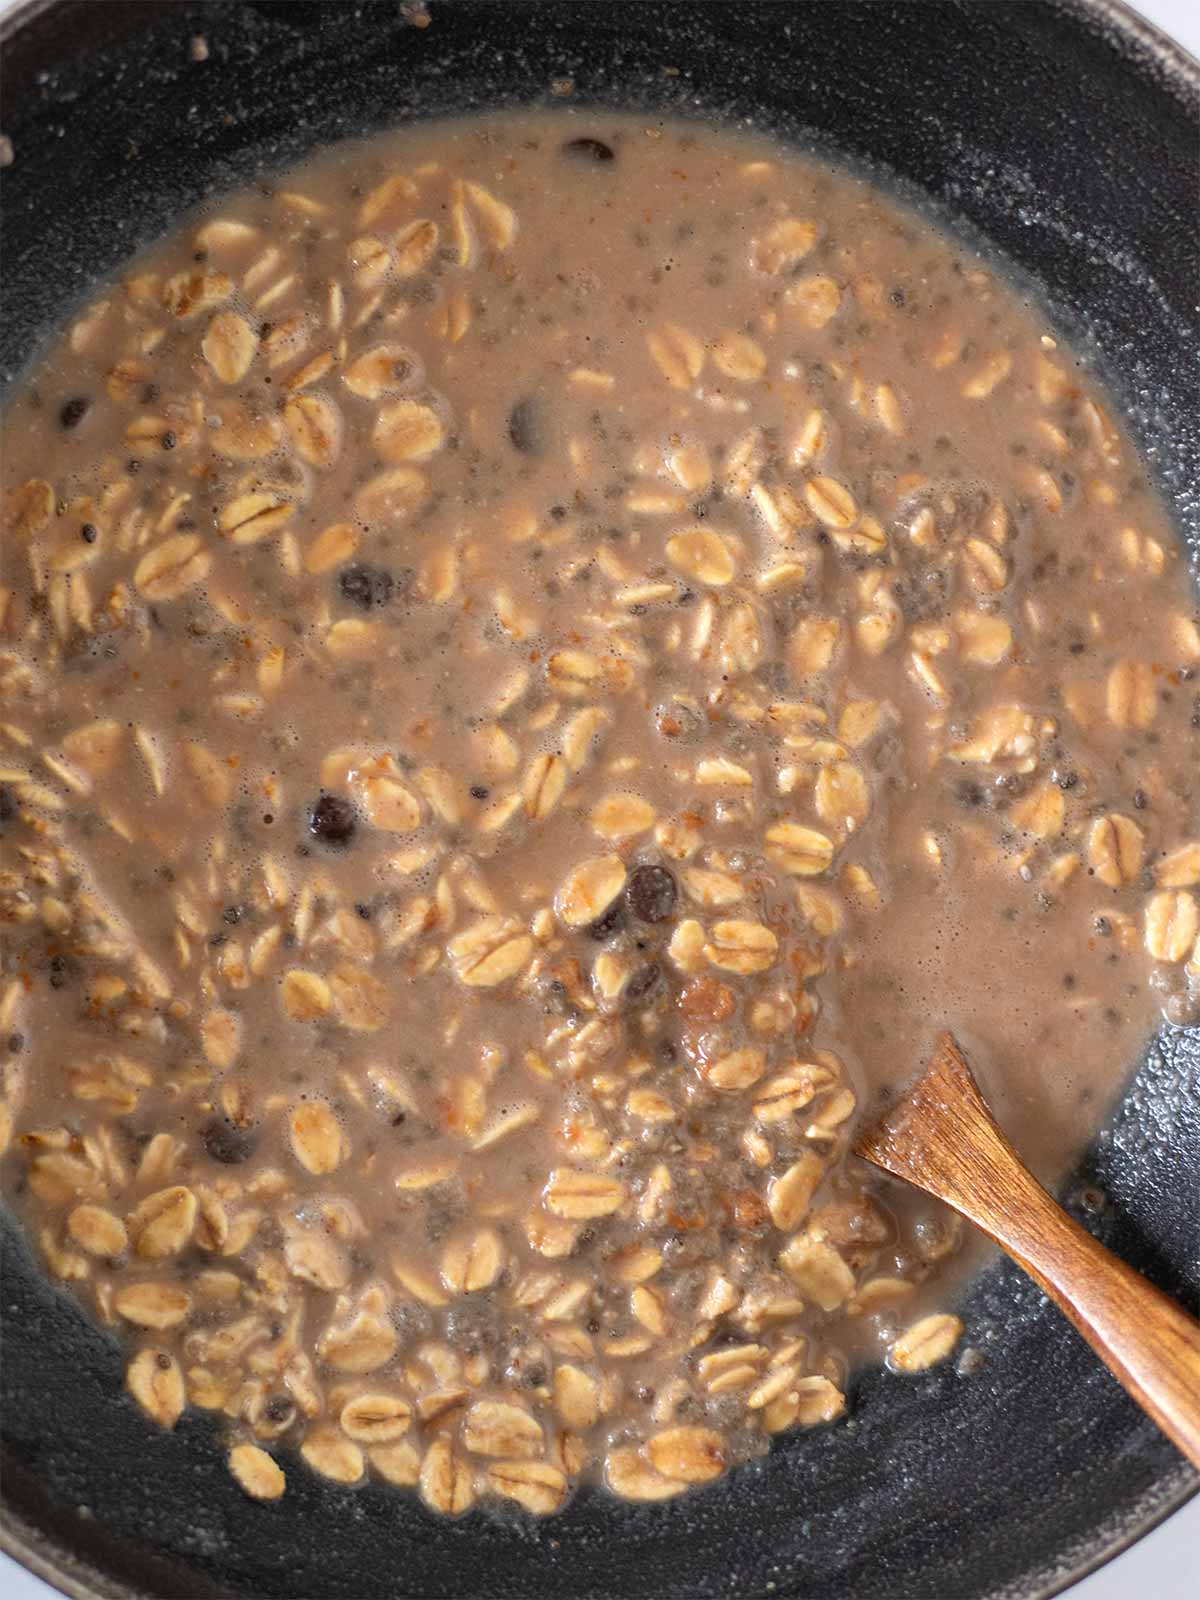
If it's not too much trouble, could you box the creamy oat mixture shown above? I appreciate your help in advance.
[2,113,1198,1516]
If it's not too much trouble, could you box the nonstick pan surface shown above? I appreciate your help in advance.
[1,4,1197,1598]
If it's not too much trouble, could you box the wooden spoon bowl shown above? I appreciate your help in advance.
[854,1033,1200,1470]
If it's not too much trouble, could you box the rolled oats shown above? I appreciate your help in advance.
[114,1282,192,1330]
[752,217,818,275]
[285,1103,344,1178]
[463,1399,544,1458]
[789,1375,846,1425]
[767,1153,824,1231]
[889,1313,964,1372]
[202,310,258,383]
[765,823,835,877]
[779,1234,856,1311]
[229,1443,287,1500]
[369,1440,422,1486]
[647,323,706,388]
[1106,658,1157,729]
[301,1427,366,1484]
[1156,842,1200,889]
[283,394,342,468]
[544,1169,626,1220]
[448,918,533,987]
[1087,814,1145,888]
[418,1435,475,1515]
[486,1459,568,1515]
[67,1203,128,1257]
[555,856,627,929]
[128,1186,197,1259]
[441,1227,504,1293]
[646,1426,726,1483]
[126,1347,186,1428]
[666,527,737,586]
[1144,891,1199,963]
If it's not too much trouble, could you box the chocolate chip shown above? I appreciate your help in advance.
[202,1117,257,1164]
[0,783,15,827]
[80,522,98,543]
[586,899,626,941]
[307,791,357,847]
[953,778,986,808]
[508,396,544,456]
[47,953,76,989]
[626,864,677,923]
[338,563,395,610]
[561,137,616,164]
[59,396,89,429]
[626,963,662,1003]
[470,784,490,800]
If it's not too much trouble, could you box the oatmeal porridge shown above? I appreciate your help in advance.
[1,112,1197,1515]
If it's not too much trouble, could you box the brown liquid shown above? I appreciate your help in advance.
[1,112,1197,1510]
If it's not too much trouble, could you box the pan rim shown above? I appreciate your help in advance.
[1085,0,1200,74]
[0,2,1197,1598]
[0,1521,105,1600]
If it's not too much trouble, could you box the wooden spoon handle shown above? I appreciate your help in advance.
[986,1161,1200,1469]
[856,1035,1200,1469]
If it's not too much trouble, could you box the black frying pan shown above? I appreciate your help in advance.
[1,3,1197,1597]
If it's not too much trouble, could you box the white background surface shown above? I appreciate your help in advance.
[1,1,1197,1596]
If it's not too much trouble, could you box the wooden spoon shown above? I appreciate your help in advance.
[854,1031,1200,1469]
